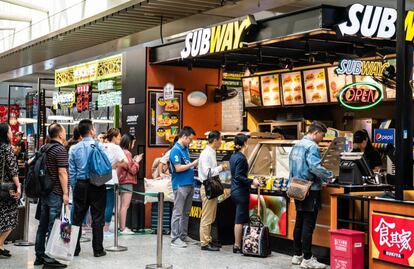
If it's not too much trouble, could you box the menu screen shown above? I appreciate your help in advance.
[281,71,304,105]
[303,69,328,104]
[149,90,182,147]
[327,66,353,102]
[260,74,281,106]
[242,76,262,107]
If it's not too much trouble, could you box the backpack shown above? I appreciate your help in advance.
[88,141,112,186]
[25,144,58,198]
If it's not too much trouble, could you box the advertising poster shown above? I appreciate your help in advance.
[149,90,182,147]
[371,211,414,267]
[303,68,328,104]
[327,66,353,102]
[281,71,303,105]
[249,194,287,236]
[242,76,261,107]
[260,74,281,106]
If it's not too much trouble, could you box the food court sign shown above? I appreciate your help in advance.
[337,4,414,41]
[371,212,414,267]
[55,54,122,87]
[338,82,383,110]
[180,15,255,59]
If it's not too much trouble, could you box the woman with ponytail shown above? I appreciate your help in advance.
[229,134,262,254]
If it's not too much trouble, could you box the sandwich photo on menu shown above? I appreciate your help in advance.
[249,76,262,106]
[260,74,281,106]
[303,69,328,104]
[327,66,352,102]
[281,71,303,105]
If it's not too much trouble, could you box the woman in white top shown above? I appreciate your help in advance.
[103,128,128,234]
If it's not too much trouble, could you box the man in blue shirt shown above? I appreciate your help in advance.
[69,119,107,258]
[289,121,332,269]
[169,126,198,248]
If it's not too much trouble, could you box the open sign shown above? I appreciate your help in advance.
[338,82,383,110]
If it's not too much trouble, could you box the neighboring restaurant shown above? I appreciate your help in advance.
[146,4,414,268]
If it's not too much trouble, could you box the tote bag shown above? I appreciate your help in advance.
[45,205,80,262]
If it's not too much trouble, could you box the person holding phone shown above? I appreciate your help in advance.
[117,133,143,235]
[0,123,21,258]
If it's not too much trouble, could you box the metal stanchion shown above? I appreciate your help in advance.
[146,192,172,269]
[105,184,127,252]
[14,196,34,246]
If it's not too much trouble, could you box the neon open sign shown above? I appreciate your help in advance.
[338,82,383,110]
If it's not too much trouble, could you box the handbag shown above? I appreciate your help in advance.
[0,154,17,201]
[286,177,312,201]
[204,168,224,200]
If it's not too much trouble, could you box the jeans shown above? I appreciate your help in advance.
[105,186,114,224]
[35,192,63,258]
[293,209,319,259]
[199,185,218,247]
[171,185,194,242]
[73,180,106,254]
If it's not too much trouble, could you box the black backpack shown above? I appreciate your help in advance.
[25,144,58,198]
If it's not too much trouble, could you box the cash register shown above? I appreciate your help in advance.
[339,152,374,185]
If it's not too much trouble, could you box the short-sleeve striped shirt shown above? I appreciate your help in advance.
[45,140,69,196]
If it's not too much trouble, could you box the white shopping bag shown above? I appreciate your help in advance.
[45,205,80,262]
[144,177,174,203]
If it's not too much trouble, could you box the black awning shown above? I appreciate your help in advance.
[150,5,396,72]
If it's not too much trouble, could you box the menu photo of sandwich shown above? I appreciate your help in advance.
[260,74,281,106]
[303,69,328,104]
[281,71,303,105]
[249,76,262,106]
[327,66,353,102]
[242,77,257,107]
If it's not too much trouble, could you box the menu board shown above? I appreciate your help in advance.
[242,76,262,107]
[281,71,304,105]
[149,90,182,147]
[260,74,281,106]
[303,68,328,104]
[327,66,353,102]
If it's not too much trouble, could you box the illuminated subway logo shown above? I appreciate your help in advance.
[180,16,255,59]
[338,3,414,41]
[336,59,390,77]
[338,82,383,110]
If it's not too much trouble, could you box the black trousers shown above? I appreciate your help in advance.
[293,208,319,259]
[73,180,106,254]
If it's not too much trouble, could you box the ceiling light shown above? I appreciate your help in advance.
[48,115,73,121]
[93,119,113,124]
[17,118,37,124]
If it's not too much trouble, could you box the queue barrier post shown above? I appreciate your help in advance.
[145,192,172,269]
[105,184,127,252]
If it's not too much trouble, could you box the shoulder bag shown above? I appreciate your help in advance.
[0,153,17,201]
[204,168,224,200]
[286,177,312,201]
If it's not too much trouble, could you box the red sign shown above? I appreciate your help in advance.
[371,212,414,267]
[76,84,90,113]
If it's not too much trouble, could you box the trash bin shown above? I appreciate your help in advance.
[330,229,364,269]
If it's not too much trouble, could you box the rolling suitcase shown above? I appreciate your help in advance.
[151,202,172,235]
[242,187,271,257]
[126,199,145,231]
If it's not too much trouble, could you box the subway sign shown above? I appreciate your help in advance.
[338,3,414,41]
[338,82,383,110]
[180,15,255,59]
[336,59,390,77]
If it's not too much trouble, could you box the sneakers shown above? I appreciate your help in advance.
[292,254,304,265]
[104,231,114,237]
[181,237,197,244]
[170,238,187,248]
[119,228,135,235]
[300,256,327,269]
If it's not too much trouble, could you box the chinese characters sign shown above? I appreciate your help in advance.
[52,92,75,110]
[55,54,122,87]
[97,91,121,108]
[371,212,414,267]
[76,84,91,113]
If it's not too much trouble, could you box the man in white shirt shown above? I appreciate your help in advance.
[198,131,227,251]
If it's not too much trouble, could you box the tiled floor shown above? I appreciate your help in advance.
[1,205,329,269]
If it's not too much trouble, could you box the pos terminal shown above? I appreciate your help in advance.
[339,152,374,185]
